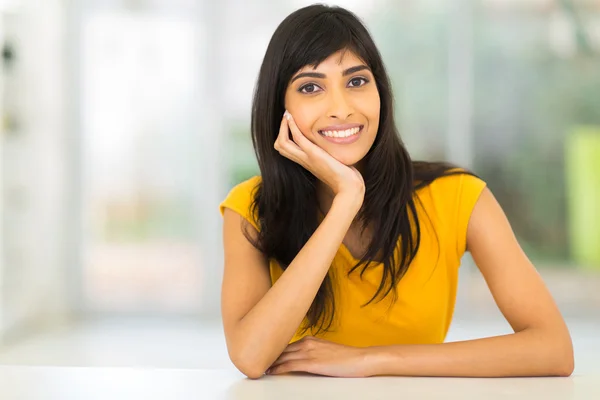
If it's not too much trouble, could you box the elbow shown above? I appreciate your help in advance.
[240,368,267,380]
[238,363,267,380]
[559,364,574,378]
[527,326,574,377]
[229,347,268,379]
[232,358,267,379]
[549,331,575,377]
[554,352,574,377]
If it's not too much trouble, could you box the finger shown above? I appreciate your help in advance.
[283,336,316,353]
[275,115,305,161]
[277,113,298,149]
[269,349,308,369]
[285,111,313,150]
[268,360,312,375]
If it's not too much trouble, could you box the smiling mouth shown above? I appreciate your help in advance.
[318,125,364,138]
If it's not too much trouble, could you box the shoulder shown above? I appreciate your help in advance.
[219,176,262,230]
[416,169,486,204]
[414,169,487,258]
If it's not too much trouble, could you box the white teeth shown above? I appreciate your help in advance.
[321,127,361,138]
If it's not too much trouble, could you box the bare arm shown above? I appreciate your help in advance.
[222,192,362,379]
[366,188,574,377]
[267,187,574,378]
[223,110,367,378]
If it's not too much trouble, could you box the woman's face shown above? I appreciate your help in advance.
[284,49,380,166]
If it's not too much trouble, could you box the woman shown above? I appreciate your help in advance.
[219,4,573,379]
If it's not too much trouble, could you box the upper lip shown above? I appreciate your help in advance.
[319,123,363,132]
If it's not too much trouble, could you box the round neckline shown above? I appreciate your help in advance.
[316,209,380,264]
[339,242,385,266]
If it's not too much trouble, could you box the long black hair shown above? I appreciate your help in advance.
[248,4,472,335]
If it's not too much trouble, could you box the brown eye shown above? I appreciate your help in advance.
[348,77,368,87]
[299,83,322,94]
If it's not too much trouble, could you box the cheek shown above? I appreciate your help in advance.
[295,117,313,135]
[367,95,381,129]
[290,109,320,140]
[284,92,315,135]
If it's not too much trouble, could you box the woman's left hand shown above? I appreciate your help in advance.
[266,336,373,377]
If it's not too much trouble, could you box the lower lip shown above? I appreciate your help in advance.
[319,126,363,144]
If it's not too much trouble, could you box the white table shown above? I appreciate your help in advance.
[0,366,598,400]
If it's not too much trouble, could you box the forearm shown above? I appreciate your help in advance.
[234,194,361,376]
[366,328,574,377]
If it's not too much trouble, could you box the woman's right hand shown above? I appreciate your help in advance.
[273,110,365,205]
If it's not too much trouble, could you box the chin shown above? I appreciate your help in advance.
[329,152,364,166]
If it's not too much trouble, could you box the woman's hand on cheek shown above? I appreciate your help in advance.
[266,336,372,378]
[274,111,365,200]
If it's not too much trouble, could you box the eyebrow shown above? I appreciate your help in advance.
[290,65,371,83]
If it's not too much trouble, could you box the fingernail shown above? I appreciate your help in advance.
[284,110,291,120]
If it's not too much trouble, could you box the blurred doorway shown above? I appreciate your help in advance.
[79,2,203,315]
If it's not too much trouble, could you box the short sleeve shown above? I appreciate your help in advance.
[417,171,486,262]
[454,173,487,258]
[219,176,262,231]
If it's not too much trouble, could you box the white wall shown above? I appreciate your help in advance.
[0,6,5,340]
[0,0,71,341]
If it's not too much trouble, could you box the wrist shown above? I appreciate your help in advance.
[333,191,364,213]
[362,346,393,377]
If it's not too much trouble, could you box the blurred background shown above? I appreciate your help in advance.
[0,0,598,372]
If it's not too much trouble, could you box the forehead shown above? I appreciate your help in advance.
[296,49,365,73]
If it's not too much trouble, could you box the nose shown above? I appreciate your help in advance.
[327,88,354,120]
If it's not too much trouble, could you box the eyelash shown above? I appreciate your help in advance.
[298,77,370,94]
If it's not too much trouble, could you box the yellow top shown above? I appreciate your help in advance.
[219,172,486,347]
